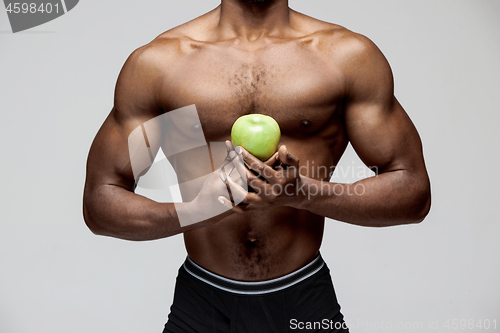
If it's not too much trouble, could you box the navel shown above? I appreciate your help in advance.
[245,238,258,248]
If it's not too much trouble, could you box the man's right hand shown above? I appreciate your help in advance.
[176,141,248,227]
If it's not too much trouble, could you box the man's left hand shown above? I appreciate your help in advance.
[218,145,304,212]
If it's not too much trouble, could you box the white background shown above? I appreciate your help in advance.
[1,1,499,332]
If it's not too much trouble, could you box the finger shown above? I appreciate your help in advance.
[218,195,232,209]
[263,152,280,168]
[221,151,245,181]
[225,173,267,206]
[219,153,234,170]
[225,140,234,154]
[219,170,233,201]
[220,141,236,167]
[222,159,271,201]
[224,151,237,170]
[235,146,278,183]
[227,165,236,178]
[225,173,254,205]
[218,196,249,213]
[277,145,300,168]
[226,164,247,187]
[218,196,245,213]
[246,173,274,198]
[231,150,252,188]
[234,176,246,188]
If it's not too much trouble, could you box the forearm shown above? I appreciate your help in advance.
[83,184,229,241]
[294,170,431,227]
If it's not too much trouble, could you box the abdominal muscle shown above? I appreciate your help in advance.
[184,206,325,281]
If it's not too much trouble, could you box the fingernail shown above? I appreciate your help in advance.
[229,151,236,159]
[218,198,225,204]
[220,172,227,182]
[235,146,243,155]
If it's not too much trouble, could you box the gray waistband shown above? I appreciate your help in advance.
[183,253,325,295]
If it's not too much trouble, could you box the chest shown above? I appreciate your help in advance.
[160,44,344,140]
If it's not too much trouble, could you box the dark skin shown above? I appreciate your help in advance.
[83,0,431,281]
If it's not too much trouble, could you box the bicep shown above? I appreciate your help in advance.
[345,98,425,174]
[342,35,425,174]
[85,47,163,193]
[86,109,149,192]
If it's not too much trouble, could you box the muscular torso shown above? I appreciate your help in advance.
[147,12,352,280]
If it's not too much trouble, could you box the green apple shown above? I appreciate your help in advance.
[231,114,281,161]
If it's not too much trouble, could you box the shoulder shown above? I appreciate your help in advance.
[114,12,217,115]
[311,23,385,66]
[291,11,366,49]
[123,8,217,75]
[116,30,197,96]
[113,38,184,117]
[294,16,394,104]
[292,12,389,71]
[317,27,393,97]
[123,36,185,74]
[333,30,390,72]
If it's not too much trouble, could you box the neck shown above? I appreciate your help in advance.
[218,0,291,42]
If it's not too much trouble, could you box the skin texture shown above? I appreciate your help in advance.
[83,0,431,281]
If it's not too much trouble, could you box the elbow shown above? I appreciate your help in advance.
[411,195,431,224]
[83,199,107,236]
[409,182,431,224]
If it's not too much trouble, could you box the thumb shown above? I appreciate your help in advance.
[278,145,299,167]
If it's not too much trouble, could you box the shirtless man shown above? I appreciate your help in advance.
[83,0,431,331]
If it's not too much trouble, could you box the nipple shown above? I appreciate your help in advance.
[300,119,311,128]
[190,122,202,132]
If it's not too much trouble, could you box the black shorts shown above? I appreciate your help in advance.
[163,253,349,333]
